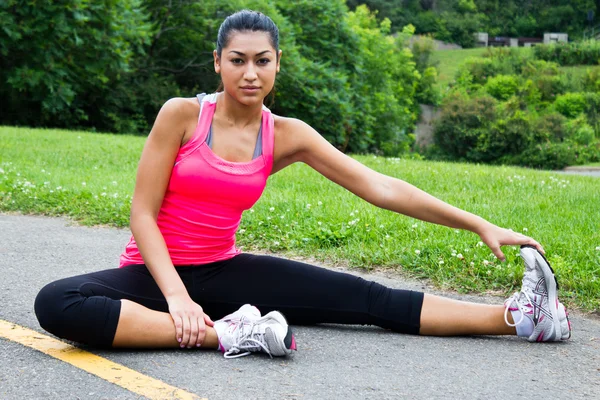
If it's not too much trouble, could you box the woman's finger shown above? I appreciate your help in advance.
[204,313,214,327]
[197,316,207,347]
[188,315,199,349]
[181,314,191,348]
[173,315,183,345]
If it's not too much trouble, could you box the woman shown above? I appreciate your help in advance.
[35,10,571,359]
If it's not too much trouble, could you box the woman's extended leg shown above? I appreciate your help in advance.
[420,295,515,336]
[195,250,569,341]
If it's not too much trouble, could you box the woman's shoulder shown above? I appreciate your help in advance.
[273,114,312,136]
[159,97,200,123]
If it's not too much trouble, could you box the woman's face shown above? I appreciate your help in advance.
[214,31,281,106]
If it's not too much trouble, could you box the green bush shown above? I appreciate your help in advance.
[516,143,578,170]
[565,116,596,145]
[482,110,533,163]
[459,57,496,85]
[533,112,568,142]
[533,74,569,102]
[433,93,497,160]
[485,75,519,101]
[416,66,441,105]
[554,92,588,118]
[534,40,600,66]
[583,68,600,92]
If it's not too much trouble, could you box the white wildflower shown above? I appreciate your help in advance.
[238,229,246,234]
[317,201,322,206]
[82,182,86,186]
[477,241,484,247]
[249,209,255,213]
[438,260,444,265]
[415,250,421,255]
[456,253,464,260]
[483,260,490,266]
[269,207,275,212]
[522,228,528,232]
[317,221,322,226]
[596,246,600,251]
[412,223,418,229]
[273,241,280,246]
[306,203,311,209]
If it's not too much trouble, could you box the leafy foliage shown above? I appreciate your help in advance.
[1,0,437,156]
[348,0,599,45]
[0,0,151,130]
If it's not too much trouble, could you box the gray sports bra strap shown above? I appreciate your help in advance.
[199,92,262,159]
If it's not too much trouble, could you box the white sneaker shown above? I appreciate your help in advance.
[504,246,572,342]
[214,307,296,358]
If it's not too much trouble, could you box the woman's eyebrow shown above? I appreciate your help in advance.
[228,50,273,56]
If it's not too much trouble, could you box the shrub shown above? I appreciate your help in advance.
[554,93,588,119]
[415,66,441,105]
[534,75,569,103]
[481,110,533,163]
[485,75,520,101]
[533,113,568,142]
[459,57,495,85]
[583,68,600,93]
[520,60,560,79]
[565,116,596,145]
[534,41,600,66]
[516,143,578,170]
[433,93,497,160]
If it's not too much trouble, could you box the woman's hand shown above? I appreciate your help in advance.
[477,222,544,261]
[167,294,215,348]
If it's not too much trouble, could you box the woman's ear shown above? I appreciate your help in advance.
[214,50,221,74]
[276,50,282,73]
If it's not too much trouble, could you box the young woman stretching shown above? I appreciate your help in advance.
[35,10,571,358]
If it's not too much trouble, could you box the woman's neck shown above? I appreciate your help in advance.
[215,91,264,129]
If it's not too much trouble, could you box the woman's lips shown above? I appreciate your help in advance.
[241,86,260,93]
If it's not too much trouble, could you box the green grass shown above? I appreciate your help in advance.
[559,65,600,80]
[431,47,489,87]
[2,126,599,311]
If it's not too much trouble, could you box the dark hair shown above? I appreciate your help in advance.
[216,10,279,58]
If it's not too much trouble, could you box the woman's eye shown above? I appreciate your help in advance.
[258,58,270,65]
[231,59,244,64]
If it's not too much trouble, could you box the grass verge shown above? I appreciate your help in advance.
[1,126,599,311]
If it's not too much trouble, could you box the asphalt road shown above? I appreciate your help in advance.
[1,214,599,400]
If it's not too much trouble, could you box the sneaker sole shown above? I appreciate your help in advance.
[521,245,561,340]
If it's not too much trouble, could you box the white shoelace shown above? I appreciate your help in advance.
[504,290,534,327]
[223,321,272,359]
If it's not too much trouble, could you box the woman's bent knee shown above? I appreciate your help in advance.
[34,280,69,338]
[34,278,121,347]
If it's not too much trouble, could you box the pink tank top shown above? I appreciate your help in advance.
[119,93,274,267]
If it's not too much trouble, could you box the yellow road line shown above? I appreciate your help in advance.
[0,319,204,400]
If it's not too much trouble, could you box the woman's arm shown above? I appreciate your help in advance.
[272,117,542,260]
[130,98,213,348]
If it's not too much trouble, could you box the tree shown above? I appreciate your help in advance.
[0,0,151,130]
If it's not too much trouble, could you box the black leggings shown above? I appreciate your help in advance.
[34,253,424,347]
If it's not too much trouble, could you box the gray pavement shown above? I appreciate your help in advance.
[1,214,599,400]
